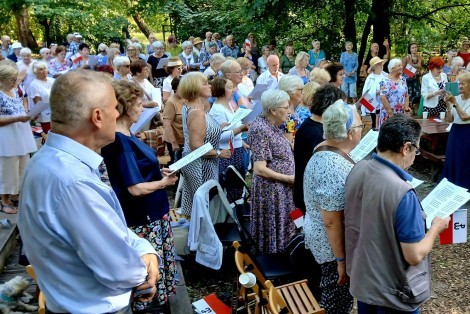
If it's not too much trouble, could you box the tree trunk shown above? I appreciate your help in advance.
[343,0,357,48]
[371,0,392,57]
[358,15,372,68]
[132,14,151,38]
[13,5,38,48]
[38,18,52,47]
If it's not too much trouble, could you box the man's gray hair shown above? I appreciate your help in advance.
[387,58,402,73]
[209,53,225,67]
[98,43,108,52]
[322,100,351,141]
[50,70,112,130]
[261,89,290,116]
[181,41,193,50]
[278,75,303,95]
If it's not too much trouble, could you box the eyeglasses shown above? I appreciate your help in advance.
[127,49,136,52]
[176,67,183,71]
[411,143,421,155]
[228,70,243,74]
[99,50,106,53]
[121,64,130,68]
[349,123,365,130]
[277,105,290,110]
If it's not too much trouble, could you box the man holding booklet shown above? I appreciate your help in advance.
[344,115,450,314]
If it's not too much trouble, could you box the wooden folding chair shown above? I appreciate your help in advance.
[265,280,325,314]
[25,265,46,314]
[233,241,269,314]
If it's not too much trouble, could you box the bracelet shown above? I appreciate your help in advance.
[335,257,345,262]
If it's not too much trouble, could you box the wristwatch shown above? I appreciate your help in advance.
[216,150,221,158]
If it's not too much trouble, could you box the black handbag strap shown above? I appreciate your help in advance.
[312,144,356,165]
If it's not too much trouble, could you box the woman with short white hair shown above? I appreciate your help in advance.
[308,40,326,70]
[179,41,200,72]
[288,51,310,84]
[147,41,169,87]
[379,58,410,128]
[449,56,465,78]
[248,89,296,254]
[278,75,304,142]
[16,48,35,93]
[0,60,36,213]
[257,45,270,74]
[304,100,361,313]
[96,43,108,66]
[113,56,131,80]
[29,61,55,134]
[203,53,225,78]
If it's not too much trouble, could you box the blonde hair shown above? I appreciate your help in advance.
[295,51,309,67]
[309,68,331,85]
[32,61,47,75]
[179,72,207,101]
[111,80,144,116]
[303,81,321,107]
[0,59,18,88]
[107,48,121,69]
[237,57,252,70]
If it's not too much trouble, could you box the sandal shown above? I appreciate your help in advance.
[0,203,18,214]
[9,198,19,206]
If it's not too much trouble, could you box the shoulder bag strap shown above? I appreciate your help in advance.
[312,144,356,164]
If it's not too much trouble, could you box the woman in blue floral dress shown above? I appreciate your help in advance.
[379,58,410,128]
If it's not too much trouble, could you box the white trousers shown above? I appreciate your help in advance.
[0,155,30,195]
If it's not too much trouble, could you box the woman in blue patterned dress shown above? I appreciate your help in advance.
[379,58,410,128]
[248,89,296,254]
[0,60,36,213]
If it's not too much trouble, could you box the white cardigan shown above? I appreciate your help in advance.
[421,72,448,109]
[187,180,233,270]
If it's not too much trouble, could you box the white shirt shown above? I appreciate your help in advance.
[28,77,55,123]
[238,77,254,98]
[361,71,387,115]
[452,95,470,124]
[162,76,174,96]
[209,102,243,149]
[256,70,284,89]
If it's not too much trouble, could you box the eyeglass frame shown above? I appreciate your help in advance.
[411,143,421,155]
[348,123,365,131]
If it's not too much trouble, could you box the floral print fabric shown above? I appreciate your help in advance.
[379,76,408,128]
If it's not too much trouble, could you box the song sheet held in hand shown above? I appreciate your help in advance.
[349,130,379,162]
[422,178,470,228]
[168,143,213,173]
[222,108,252,131]
[27,101,50,118]
[130,106,161,134]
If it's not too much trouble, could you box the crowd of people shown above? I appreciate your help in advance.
[0,29,470,313]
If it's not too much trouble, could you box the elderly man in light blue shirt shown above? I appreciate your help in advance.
[18,70,159,314]
[1,35,12,58]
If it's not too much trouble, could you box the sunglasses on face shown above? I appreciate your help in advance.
[121,65,130,68]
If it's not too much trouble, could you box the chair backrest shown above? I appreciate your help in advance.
[224,165,250,204]
[265,279,325,314]
[26,265,46,314]
[233,241,267,295]
[265,280,290,314]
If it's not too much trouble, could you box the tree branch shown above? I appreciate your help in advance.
[392,3,470,20]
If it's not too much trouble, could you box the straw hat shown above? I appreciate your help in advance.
[367,56,386,73]
[193,37,203,45]
[167,57,183,67]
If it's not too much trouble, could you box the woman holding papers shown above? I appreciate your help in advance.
[179,72,231,217]
[248,89,296,254]
[101,80,178,311]
[443,72,470,190]
[421,57,448,116]
[303,100,361,313]
[0,60,36,214]
[209,77,248,200]
[362,57,387,130]
[29,61,54,134]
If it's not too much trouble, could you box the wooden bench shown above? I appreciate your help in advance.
[420,149,445,181]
